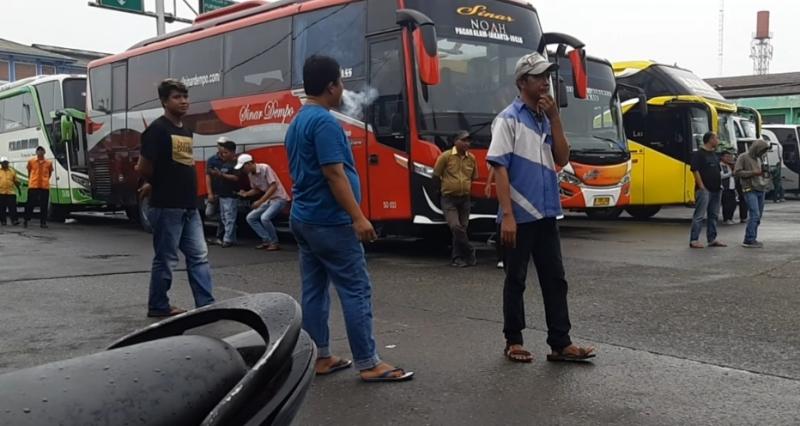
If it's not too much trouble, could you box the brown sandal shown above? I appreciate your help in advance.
[547,345,596,362]
[504,345,533,363]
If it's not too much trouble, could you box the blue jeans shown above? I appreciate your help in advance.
[219,197,238,244]
[147,208,215,312]
[690,189,720,243]
[290,219,380,371]
[246,199,287,244]
[743,191,765,243]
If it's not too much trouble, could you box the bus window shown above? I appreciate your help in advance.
[128,49,169,111]
[688,106,710,149]
[717,113,735,149]
[89,65,111,113]
[627,106,688,161]
[223,17,291,98]
[368,38,405,151]
[36,81,58,127]
[292,3,366,86]
[170,36,223,103]
[111,65,127,112]
[3,95,25,132]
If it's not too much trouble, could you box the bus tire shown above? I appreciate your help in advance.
[585,207,623,220]
[127,197,153,233]
[625,206,661,220]
[48,203,69,223]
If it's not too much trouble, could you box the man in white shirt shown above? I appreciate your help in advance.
[720,150,738,225]
[235,153,291,250]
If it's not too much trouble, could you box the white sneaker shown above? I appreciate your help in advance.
[496,261,504,269]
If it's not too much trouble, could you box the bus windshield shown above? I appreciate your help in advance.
[63,78,86,112]
[718,112,736,149]
[407,0,543,147]
[558,59,627,159]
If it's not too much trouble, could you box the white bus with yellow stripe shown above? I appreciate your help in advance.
[613,61,761,219]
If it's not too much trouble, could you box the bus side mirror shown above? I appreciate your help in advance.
[638,93,648,116]
[397,9,440,86]
[568,49,588,100]
[557,76,568,108]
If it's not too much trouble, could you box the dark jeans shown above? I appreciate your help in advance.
[147,207,215,313]
[503,218,572,351]
[744,191,766,244]
[290,219,381,371]
[25,188,49,224]
[441,195,475,262]
[0,194,18,224]
[772,167,784,201]
[721,189,737,221]
[690,189,720,243]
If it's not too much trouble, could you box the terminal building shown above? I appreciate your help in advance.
[706,72,800,125]
[0,38,108,84]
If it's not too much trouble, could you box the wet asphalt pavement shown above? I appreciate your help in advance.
[1,202,799,425]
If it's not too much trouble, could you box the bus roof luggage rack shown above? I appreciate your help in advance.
[129,0,308,50]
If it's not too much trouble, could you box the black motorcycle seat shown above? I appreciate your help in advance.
[0,335,247,426]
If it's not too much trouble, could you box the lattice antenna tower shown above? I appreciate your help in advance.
[750,11,773,75]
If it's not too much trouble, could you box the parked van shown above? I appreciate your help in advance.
[763,125,800,194]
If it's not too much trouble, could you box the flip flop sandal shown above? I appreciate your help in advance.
[361,368,414,383]
[504,347,533,363]
[546,348,596,362]
[316,358,353,376]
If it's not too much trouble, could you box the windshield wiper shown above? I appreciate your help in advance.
[591,135,627,152]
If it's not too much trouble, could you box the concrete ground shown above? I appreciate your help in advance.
[1,202,799,425]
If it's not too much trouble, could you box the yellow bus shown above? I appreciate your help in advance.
[613,61,761,219]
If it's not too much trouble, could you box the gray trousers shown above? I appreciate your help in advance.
[441,195,475,262]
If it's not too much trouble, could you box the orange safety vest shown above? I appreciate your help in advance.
[27,158,53,190]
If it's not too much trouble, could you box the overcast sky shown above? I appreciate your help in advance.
[1,0,797,78]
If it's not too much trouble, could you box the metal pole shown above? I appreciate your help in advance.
[156,0,167,36]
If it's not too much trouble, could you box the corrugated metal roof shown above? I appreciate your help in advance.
[0,38,75,62]
[705,72,800,99]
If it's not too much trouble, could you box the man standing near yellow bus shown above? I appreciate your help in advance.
[25,146,53,229]
[689,132,727,249]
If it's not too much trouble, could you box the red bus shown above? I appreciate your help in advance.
[86,0,588,235]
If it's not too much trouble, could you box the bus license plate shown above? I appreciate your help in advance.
[593,197,611,207]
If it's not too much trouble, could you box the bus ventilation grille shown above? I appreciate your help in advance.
[92,158,112,196]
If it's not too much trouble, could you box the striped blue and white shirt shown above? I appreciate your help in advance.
[487,97,562,223]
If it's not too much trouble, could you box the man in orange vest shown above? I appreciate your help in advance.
[25,146,53,228]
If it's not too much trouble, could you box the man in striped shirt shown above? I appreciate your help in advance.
[487,52,595,363]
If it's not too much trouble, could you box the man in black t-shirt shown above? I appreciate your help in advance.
[136,79,215,317]
[205,138,239,247]
[689,132,727,249]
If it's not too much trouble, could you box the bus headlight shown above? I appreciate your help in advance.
[71,173,91,188]
[621,173,631,185]
[413,162,435,178]
[558,170,581,186]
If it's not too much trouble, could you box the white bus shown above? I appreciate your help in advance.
[0,74,102,220]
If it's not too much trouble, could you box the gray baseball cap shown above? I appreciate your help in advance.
[514,52,558,81]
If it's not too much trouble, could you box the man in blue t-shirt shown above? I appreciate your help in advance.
[285,55,412,383]
[487,52,595,363]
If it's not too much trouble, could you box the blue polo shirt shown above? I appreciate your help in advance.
[486,98,562,223]
[285,105,361,226]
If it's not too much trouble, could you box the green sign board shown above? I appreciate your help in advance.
[98,0,143,13]
[200,0,236,13]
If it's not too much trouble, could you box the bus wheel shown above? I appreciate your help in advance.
[126,197,152,233]
[625,206,661,220]
[48,203,69,223]
[585,207,623,220]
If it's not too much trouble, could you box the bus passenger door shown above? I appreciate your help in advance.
[628,105,691,205]
[364,35,412,221]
